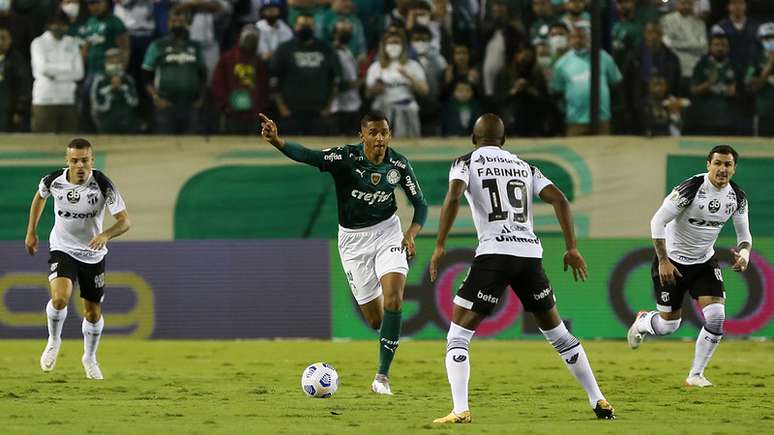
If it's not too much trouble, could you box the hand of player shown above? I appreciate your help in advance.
[402,232,416,260]
[731,249,749,272]
[429,245,445,282]
[563,248,588,282]
[25,232,38,256]
[658,259,682,286]
[258,112,283,147]
[89,233,109,251]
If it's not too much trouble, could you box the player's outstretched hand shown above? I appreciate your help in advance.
[429,245,445,282]
[731,249,749,272]
[25,232,38,256]
[657,259,682,286]
[402,232,416,260]
[563,248,588,282]
[258,113,283,148]
[89,233,109,251]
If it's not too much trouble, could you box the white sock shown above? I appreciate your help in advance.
[690,327,723,377]
[82,316,104,363]
[46,300,67,345]
[541,322,605,408]
[637,311,681,336]
[445,322,475,414]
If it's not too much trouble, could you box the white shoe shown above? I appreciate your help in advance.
[82,355,104,380]
[40,340,61,372]
[684,374,713,387]
[627,310,649,349]
[371,374,393,395]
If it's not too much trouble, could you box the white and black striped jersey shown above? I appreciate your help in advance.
[650,173,751,265]
[449,146,553,258]
[38,169,126,263]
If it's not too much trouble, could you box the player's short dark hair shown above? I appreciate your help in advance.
[68,138,93,150]
[708,145,738,163]
[360,111,391,128]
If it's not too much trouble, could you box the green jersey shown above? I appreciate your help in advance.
[78,13,128,74]
[281,141,428,229]
[691,55,736,126]
[745,52,774,121]
[142,36,205,102]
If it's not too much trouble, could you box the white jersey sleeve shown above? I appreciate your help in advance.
[530,166,553,196]
[38,176,51,198]
[106,183,126,215]
[733,195,752,246]
[449,153,471,185]
[650,193,682,239]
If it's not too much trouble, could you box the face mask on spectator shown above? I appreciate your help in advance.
[385,43,402,59]
[62,3,80,19]
[337,31,352,45]
[764,40,774,52]
[416,15,431,26]
[296,26,314,41]
[537,55,552,69]
[412,41,429,55]
[105,63,123,76]
[549,35,567,53]
[0,0,10,12]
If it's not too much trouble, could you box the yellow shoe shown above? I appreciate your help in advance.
[432,410,471,424]
[593,400,615,420]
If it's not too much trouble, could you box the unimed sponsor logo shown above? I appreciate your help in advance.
[495,235,540,244]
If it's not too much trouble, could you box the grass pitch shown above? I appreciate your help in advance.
[0,339,772,434]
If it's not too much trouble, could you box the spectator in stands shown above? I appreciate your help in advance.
[551,25,622,135]
[385,0,412,29]
[329,18,362,135]
[658,0,710,21]
[688,31,737,135]
[547,21,570,62]
[270,13,340,135]
[746,22,774,136]
[80,0,131,74]
[481,0,526,101]
[30,15,82,133]
[61,0,89,41]
[90,48,139,133]
[640,21,682,96]
[611,0,644,134]
[411,24,446,135]
[442,80,481,136]
[0,0,33,61]
[287,0,320,28]
[142,10,207,134]
[405,0,447,55]
[365,30,428,138]
[211,26,269,134]
[256,0,293,62]
[530,0,558,42]
[316,0,367,61]
[561,0,590,30]
[661,0,707,95]
[0,25,30,131]
[495,42,551,136]
[443,44,480,96]
[643,74,688,137]
[171,0,228,83]
[353,0,386,50]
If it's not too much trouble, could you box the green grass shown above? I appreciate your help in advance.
[0,340,772,434]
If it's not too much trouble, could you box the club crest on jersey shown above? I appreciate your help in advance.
[371,173,382,185]
[724,202,735,216]
[708,199,720,214]
[386,169,400,185]
[87,192,98,205]
[66,190,80,204]
[661,292,670,302]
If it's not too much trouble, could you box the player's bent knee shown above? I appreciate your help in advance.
[51,297,68,310]
[702,303,725,335]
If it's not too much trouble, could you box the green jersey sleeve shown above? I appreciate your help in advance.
[142,41,159,71]
[281,142,348,172]
[399,159,428,227]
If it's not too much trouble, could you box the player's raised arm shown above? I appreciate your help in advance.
[25,192,48,256]
[430,179,466,282]
[731,195,752,272]
[258,112,329,168]
[539,184,587,282]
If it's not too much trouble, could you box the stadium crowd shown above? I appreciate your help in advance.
[0,0,773,137]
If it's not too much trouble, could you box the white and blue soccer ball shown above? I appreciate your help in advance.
[301,362,340,398]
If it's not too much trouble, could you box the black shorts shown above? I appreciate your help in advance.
[48,251,106,303]
[455,254,555,315]
[651,257,725,312]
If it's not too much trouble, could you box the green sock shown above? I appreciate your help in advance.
[378,309,402,376]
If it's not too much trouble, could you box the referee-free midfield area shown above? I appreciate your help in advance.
[0,340,771,434]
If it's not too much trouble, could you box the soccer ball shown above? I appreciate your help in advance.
[301,362,339,398]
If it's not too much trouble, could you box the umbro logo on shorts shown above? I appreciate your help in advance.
[453,355,467,363]
[565,353,579,364]
[50,262,58,271]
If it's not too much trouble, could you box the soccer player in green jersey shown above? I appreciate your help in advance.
[259,111,428,395]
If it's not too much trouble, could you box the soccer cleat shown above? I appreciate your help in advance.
[432,410,472,424]
[627,310,649,349]
[370,374,393,395]
[684,374,713,387]
[82,355,104,380]
[40,340,61,372]
[593,400,615,420]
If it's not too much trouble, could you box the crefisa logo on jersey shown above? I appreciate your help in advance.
[708,199,720,213]
[66,190,80,204]
[386,169,400,185]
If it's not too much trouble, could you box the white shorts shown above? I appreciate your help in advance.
[338,214,409,305]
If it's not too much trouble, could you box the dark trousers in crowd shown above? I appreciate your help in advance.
[279,109,331,136]
[334,111,361,136]
[221,116,258,135]
[155,102,196,134]
[31,105,78,133]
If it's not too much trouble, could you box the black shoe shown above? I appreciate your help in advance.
[594,400,615,420]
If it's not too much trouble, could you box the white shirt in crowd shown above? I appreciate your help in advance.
[256,18,294,59]
[660,10,708,79]
[365,59,427,111]
[331,46,362,114]
[30,31,84,106]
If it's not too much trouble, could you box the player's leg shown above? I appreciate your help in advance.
[41,252,76,372]
[628,258,685,348]
[78,260,106,380]
[519,258,614,419]
[685,259,726,387]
